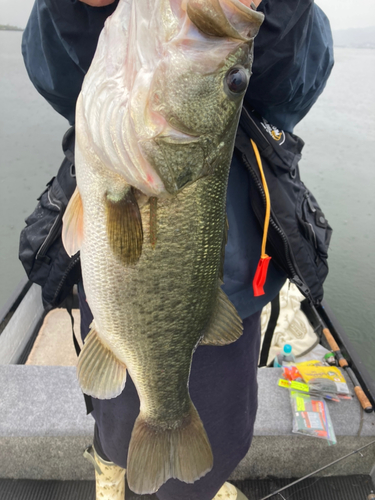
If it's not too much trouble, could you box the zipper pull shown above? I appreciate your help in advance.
[250,139,272,297]
[305,192,316,213]
[291,275,312,300]
[253,255,272,297]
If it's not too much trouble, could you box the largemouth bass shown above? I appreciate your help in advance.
[62,0,263,494]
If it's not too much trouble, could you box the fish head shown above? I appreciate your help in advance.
[78,0,263,196]
[139,0,264,194]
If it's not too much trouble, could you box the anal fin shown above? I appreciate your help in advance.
[77,322,127,399]
[62,187,84,256]
[106,186,143,265]
[201,286,243,346]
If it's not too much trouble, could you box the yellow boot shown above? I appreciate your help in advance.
[92,448,126,500]
[213,482,249,500]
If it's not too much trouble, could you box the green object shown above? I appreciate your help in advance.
[324,352,337,366]
[324,352,335,360]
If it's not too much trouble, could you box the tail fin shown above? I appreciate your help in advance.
[126,404,213,494]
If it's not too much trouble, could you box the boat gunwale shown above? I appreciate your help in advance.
[2,279,374,410]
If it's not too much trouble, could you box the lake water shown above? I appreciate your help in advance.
[1,32,374,378]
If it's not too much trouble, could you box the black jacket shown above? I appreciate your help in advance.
[21,0,334,317]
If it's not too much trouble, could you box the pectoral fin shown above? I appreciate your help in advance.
[62,187,84,256]
[201,286,243,346]
[77,322,127,399]
[106,186,143,265]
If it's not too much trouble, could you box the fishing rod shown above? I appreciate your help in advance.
[259,439,375,500]
[310,303,373,413]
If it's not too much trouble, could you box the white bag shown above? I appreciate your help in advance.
[260,280,319,366]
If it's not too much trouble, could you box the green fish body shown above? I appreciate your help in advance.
[62,0,263,494]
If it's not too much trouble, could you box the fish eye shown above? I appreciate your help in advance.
[224,67,248,95]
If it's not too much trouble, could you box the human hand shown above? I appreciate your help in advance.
[79,0,115,6]
[79,0,261,8]
[239,0,262,8]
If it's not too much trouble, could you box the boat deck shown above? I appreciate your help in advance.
[1,283,374,499]
[1,475,374,500]
[25,308,81,366]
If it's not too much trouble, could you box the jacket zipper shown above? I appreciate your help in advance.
[304,191,318,249]
[241,152,313,301]
[35,191,64,261]
[52,253,81,305]
[35,213,63,261]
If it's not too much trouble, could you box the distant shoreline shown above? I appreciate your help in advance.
[333,26,375,50]
[0,25,23,32]
[334,44,375,49]
[0,26,374,49]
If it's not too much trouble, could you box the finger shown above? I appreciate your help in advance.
[78,0,115,7]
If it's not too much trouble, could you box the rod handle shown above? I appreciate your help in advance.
[321,325,373,413]
[322,328,349,367]
[354,386,373,413]
[338,357,349,368]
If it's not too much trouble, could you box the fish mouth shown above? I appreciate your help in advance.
[186,0,264,41]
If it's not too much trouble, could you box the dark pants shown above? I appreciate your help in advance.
[79,291,260,500]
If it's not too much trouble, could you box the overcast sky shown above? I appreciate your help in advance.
[0,0,374,30]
